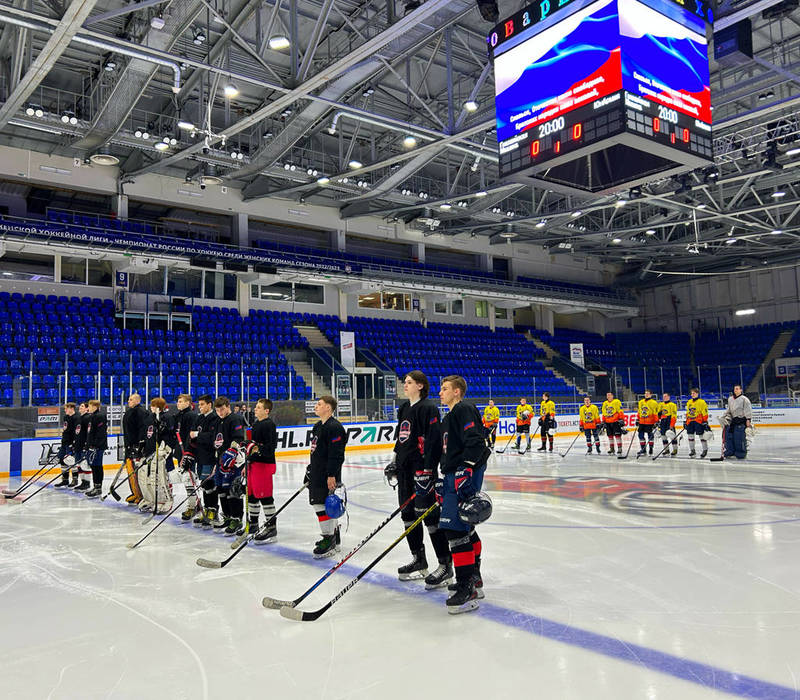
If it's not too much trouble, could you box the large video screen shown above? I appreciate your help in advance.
[492,0,711,165]
[619,0,711,123]
[493,0,621,146]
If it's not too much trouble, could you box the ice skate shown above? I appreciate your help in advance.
[424,561,454,590]
[398,549,428,580]
[224,518,241,537]
[181,504,196,522]
[85,485,101,498]
[313,533,339,559]
[446,582,479,614]
[449,572,484,599]
[254,523,277,545]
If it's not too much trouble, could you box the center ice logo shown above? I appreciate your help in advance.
[483,475,800,518]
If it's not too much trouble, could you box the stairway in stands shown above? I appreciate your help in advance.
[294,324,333,349]
[520,330,586,395]
[523,329,635,400]
[746,329,795,394]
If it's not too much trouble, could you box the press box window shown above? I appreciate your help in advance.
[475,300,489,318]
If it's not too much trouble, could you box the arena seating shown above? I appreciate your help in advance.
[314,315,573,398]
[695,324,787,392]
[0,292,312,406]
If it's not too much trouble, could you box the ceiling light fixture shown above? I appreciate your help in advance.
[463,99,479,112]
[735,308,756,316]
[177,120,195,130]
[571,210,582,217]
[268,35,290,50]
[440,203,452,210]
[223,82,239,98]
[772,189,786,198]
[348,160,363,169]
[645,229,656,235]
[154,141,169,151]
[475,190,487,197]
[89,148,120,166]
[535,220,546,228]
[726,237,737,244]
[317,176,330,185]
[402,135,417,148]
[612,237,622,243]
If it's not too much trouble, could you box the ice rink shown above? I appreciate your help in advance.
[2,429,800,700]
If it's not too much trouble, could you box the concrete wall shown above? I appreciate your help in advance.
[607,267,800,333]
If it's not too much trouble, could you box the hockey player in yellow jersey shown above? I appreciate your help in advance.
[579,396,601,454]
[601,392,625,454]
[636,389,659,456]
[537,392,557,452]
[657,393,679,457]
[684,388,710,458]
[514,398,533,452]
[483,400,500,449]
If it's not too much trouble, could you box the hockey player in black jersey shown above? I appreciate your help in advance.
[84,400,108,498]
[72,402,92,491]
[240,398,279,543]
[438,375,491,614]
[190,395,221,527]
[211,397,246,535]
[306,395,348,558]
[387,371,452,588]
[54,402,78,488]
[173,394,198,521]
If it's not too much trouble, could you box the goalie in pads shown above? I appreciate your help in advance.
[138,397,177,513]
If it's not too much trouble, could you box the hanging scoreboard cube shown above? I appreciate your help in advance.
[490,0,714,194]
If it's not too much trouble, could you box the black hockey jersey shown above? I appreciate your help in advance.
[250,417,278,464]
[74,412,91,453]
[143,410,176,457]
[392,398,442,472]
[122,404,149,450]
[192,410,219,466]
[214,413,245,461]
[61,413,77,448]
[439,401,488,475]
[173,407,196,459]
[86,411,108,451]
[309,417,347,479]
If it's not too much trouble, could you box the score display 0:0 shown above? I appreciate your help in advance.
[530,122,582,157]
[652,117,690,143]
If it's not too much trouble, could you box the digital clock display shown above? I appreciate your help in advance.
[492,0,712,181]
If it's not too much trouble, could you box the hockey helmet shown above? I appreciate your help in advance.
[325,484,347,519]
[458,491,493,525]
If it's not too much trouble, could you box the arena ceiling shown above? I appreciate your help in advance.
[0,0,799,285]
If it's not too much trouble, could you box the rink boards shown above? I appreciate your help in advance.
[2,406,799,478]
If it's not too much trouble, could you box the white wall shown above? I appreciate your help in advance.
[0,278,113,300]
[609,266,800,333]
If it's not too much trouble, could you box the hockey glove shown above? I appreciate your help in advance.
[434,478,444,506]
[579,426,585,433]
[384,460,398,489]
[179,452,196,473]
[220,448,238,473]
[243,441,260,460]
[454,467,476,500]
[537,417,544,427]
[230,475,246,498]
[86,448,97,466]
[635,419,640,427]
[414,469,434,497]
[701,422,710,433]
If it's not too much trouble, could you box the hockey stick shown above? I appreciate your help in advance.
[518,425,540,456]
[280,502,439,622]
[196,483,307,569]
[101,461,128,501]
[1,458,59,498]
[7,471,65,504]
[263,491,416,610]
[652,428,686,462]
[617,430,637,460]
[559,432,582,458]
[108,457,147,502]
[127,493,193,549]
[494,432,516,454]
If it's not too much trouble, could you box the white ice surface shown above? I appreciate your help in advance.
[2,429,800,700]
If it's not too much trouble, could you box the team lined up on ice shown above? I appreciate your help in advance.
[480,387,755,460]
[47,372,492,614]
